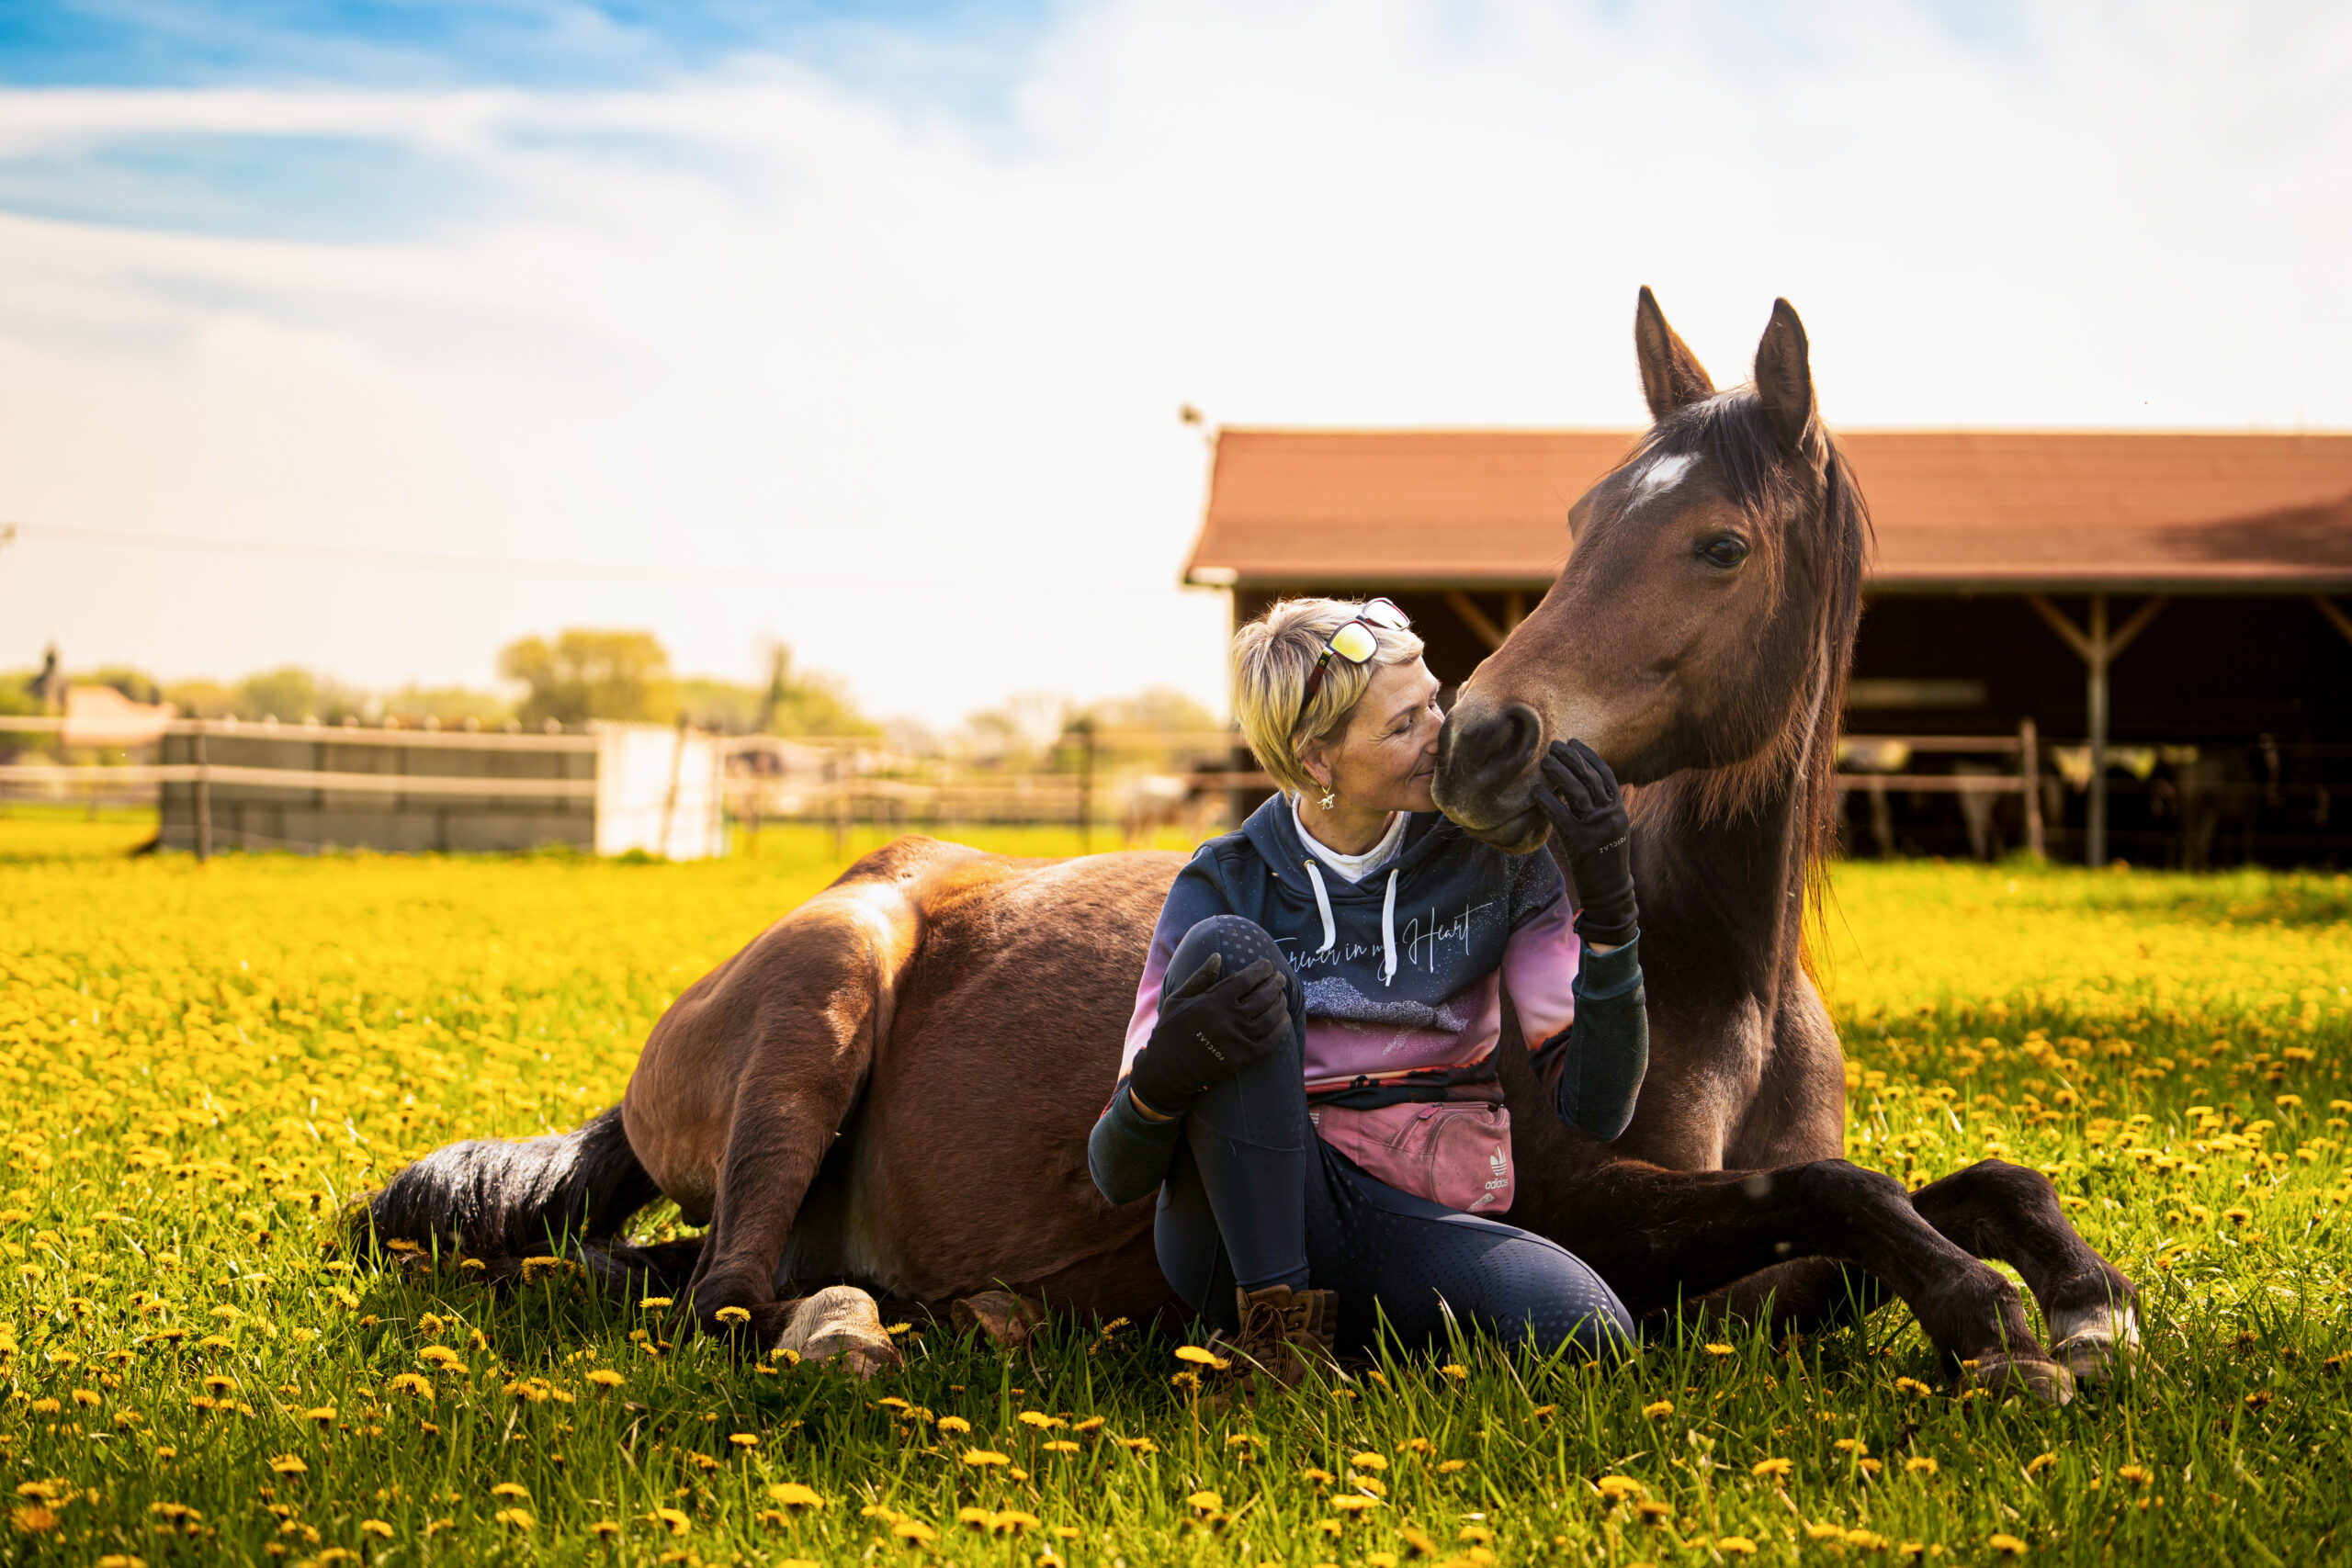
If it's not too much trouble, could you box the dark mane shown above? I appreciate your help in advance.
[1634,389,1872,904]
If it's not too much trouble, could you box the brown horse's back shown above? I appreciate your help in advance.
[628,837,1185,1316]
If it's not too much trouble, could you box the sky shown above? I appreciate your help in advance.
[1,1,2347,728]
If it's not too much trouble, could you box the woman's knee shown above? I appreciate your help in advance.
[1481,1234,1638,1361]
[1168,915,1302,1018]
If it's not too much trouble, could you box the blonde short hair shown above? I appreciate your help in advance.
[1233,597,1426,798]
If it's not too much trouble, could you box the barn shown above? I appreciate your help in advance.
[1182,429,2352,866]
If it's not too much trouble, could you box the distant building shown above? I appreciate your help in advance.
[1184,429,2352,865]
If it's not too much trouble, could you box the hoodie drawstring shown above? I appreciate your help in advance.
[1303,861,1338,954]
[1380,868,1399,987]
[1303,860,1402,986]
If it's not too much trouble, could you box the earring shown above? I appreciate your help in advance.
[1318,788,1337,810]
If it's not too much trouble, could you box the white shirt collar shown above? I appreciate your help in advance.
[1291,794,1408,885]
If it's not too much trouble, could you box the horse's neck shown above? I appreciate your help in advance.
[1635,756,1815,1005]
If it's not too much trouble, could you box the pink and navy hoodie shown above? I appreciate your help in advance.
[1090,794,1647,1215]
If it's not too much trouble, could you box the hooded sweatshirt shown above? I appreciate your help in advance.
[1089,793,1647,1214]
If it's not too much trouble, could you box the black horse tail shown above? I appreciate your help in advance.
[356,1105,661,1260]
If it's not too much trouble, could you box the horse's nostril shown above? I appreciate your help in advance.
[1467,702,1544,790]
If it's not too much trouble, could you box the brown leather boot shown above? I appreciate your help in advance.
[1227,1285,1339,1389]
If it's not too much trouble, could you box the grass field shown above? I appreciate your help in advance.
[1,815,2346,1566]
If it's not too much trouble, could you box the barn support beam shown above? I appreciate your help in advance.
[1445,590,1531,654]
[2027,592,2167,865]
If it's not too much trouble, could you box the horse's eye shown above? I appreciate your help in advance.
[1698,535,1750,570]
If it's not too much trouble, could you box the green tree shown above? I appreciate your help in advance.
[760,644,876,737]
[499,630,676,727]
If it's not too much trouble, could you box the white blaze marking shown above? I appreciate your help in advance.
[1633,452,1695,500]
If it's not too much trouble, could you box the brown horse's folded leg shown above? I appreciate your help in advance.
[1569,1156,2071,1403]
[951,1291,1046,1349]
[1907,1159,2141,1382]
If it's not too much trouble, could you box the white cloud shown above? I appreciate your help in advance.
[0,0,2346,724]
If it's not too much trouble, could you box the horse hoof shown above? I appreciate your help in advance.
[775,1284,903,1377]
[2048,1305,2142,1384]
[1964,1353,2074,1405]
[951,1290,1044,1349]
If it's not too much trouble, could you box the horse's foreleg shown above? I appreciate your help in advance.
[1572,1158,2069,1400]
[1908,1160,2140,1382]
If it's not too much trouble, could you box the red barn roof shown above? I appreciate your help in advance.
[1183,429,2352,592]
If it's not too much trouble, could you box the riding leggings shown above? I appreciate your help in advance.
[1149,914,1637,1360]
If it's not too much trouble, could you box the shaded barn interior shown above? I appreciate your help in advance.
[1185,429,2352,866]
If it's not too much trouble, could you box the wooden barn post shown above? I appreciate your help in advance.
[2029,592,2166,865]
[2019,716,2043,861]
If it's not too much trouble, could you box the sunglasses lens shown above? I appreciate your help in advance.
[1360,598,1411,630]
[1327,622,1380,663]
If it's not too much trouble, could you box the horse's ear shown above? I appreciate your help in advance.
[1753,298,1818,457]
[1634,286,1713,420]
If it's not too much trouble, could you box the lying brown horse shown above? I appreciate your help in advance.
[366,291,2136,1399]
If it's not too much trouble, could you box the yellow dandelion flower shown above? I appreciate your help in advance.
[640,1297,674,1310]
[301,1406,335,1426]
[1439,1363,1468,1381]
[1436,1459,1468,1474]
[11,1506,61,1535]
[2117,1463,2154,1486]
[72,1389,101,1407]
[729,1432,759,1450]
[713,1305,751,1325]
[200,1374,237,1394]
[266,1455,308,1476]
[956,1506,994,1530]
[767,1483,825,1508]
[587,1369,625,1388]
[1302,1467,1336,1485]
[1637,1500,1675,1523]
[493,1508,536,1530]
[1329,1495,1379,1514]
[935,1415,972,1435]
[650,1507,691,1536]
[1114,1437,1158,1455]
[1752,1457,1794,1480]
[1716,1535,1758,1555]
[1019,1410,1065,1428]
[491,1483,530,1499]
[1642,1400,1675,1418]
[359,1520,393,1539]
[388,1373,433,1400]
[1351,1451,1389,1471]
[1990,1534,2030,1556]
[993,1509,1040,1534]
[1458,1524,1495,1543]
[961,1449,1011,1468]
[1846,1529,1890,1550]
[2025,1451,2058,1476]
[890,1519,937,1543]
[1070,1416,1106,1433]
[1703,1342,1736,1357]
[1174,1345,1231,1371]
[1188,1490,1223,1513]
[588,1520,622,1538]
[1905,1456,1939,1475]
[1042,1440,1080,1454]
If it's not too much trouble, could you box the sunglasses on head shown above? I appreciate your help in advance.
[1293,599,1412,737]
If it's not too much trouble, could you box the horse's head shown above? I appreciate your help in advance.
[1434,289,1866,853]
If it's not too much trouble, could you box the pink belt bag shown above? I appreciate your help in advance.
[1310,1100,1516,1215]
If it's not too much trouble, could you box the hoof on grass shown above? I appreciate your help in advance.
[951,1290,1044,1350]
[775,1285,902,1377]
[2048,1305,2142,1384]
[1964,1352,2075,1405]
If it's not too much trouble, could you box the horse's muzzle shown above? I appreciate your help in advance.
[1434,697,1553,853]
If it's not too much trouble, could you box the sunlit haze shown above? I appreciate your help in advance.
[3,1,2347,726]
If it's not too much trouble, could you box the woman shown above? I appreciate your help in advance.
[1088,597,1647,1382]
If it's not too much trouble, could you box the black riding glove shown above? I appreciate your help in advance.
[1536,739,1639,949]
[1126,952,1290,1117]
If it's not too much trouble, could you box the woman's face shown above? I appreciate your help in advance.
[1308,658,1445,813]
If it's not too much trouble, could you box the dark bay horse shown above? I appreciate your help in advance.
[365,291,2136,1400]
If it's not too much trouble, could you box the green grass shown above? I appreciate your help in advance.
[0,827,2346,1564]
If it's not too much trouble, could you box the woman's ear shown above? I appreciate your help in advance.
[1295,735,1330,791]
